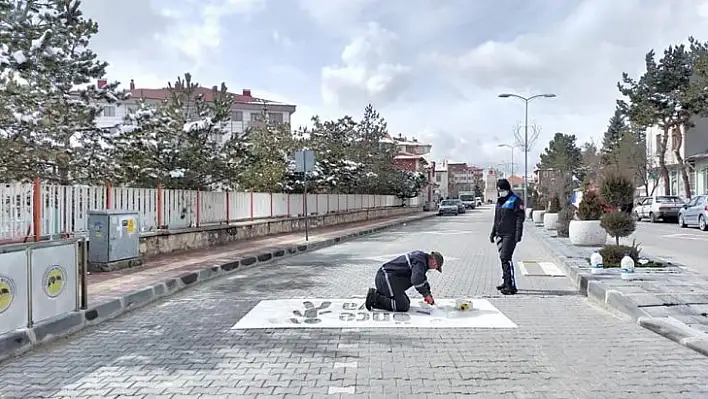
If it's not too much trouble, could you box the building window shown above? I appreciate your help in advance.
[268,112,283,123]
[231,110,243,121]
[655,134,662,154]
[102,106,116,117]
[250,112,263,122]
[436,174,441,182]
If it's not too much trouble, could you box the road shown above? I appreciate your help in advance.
[618,218,708,275]
[1,208,708,398]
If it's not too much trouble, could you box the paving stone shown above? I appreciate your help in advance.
[0,210,707,398]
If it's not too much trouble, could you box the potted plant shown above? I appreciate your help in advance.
[543,194,561,230]
[531,195,546,224]
[556,203,576,238]
[569,189,607,246]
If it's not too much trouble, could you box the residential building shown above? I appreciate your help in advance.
[95,79,297,144]
[446,162,483,198]
[390,134,432,172]
[387,134,433,204]
[645,123,708,197]
[507,175,524,192]
[533,168,563,196]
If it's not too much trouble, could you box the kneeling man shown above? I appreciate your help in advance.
[365,251,444,312]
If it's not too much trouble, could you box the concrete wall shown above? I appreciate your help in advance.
[138,206,422,259]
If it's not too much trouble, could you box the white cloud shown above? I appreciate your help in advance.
[79,0,708,172]
[321,22,412,108]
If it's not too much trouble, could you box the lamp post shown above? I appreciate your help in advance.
[498,143,517,178]
[498,92,556,207]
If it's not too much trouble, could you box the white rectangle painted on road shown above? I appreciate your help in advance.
[230,298,517,329]
[517,261,566,277]
[662,233,708,241]
[538,262,566,276]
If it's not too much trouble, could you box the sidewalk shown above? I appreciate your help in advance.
[86,212,430,306]
[0,211,434,363]
[528,223,708,356]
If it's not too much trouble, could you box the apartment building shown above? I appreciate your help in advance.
[446,162,483,198]
[95,79,297,144]
[645,123,708,196]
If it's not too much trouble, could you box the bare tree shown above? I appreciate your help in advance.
[580,140,603,187]
[513,122,542,153]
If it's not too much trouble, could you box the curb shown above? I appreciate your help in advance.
[527,226,708,357]
[0,212,436,364]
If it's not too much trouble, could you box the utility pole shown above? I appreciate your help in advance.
[498,93,557,206]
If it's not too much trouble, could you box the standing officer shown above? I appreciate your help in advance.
[365,251,444,312]
[489,178,525,295]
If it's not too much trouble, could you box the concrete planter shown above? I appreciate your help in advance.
[568,220,607,246]
[532,210,545,224]
[543,212,559,230]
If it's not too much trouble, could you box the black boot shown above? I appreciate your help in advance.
[499,262,517,295]
[496,282,505,291]
[365,288,376,310]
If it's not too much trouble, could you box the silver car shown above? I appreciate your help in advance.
[634,195,683,223]
[438,200,459,216]
[678,195,708,231]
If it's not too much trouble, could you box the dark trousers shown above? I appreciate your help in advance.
[496,235,517,289]
[372,269,411,312]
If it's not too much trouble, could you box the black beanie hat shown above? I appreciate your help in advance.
[496,178,511,191]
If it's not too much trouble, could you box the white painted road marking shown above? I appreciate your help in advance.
[230,298,517,329]
[517,261,566,277]
[538,262,566,276]
[662,233,708,241]
[517,262,529,276]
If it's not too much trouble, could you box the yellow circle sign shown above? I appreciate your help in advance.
[42,265,66,298]
[0,275,16,314]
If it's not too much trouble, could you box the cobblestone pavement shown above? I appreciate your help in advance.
[2,208,708,399]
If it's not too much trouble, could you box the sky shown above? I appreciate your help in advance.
[81,0,708,175]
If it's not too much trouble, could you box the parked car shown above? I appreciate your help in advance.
[438,200,459,216]
[678,195,708,231]
[633,195,684,223]
[450,198,466,213]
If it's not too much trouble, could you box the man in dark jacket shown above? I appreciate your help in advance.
[489,178,525,295]
[365,251,444,312]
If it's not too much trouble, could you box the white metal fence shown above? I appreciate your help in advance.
[0,183,401,241]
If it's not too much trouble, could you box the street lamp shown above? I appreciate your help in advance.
[498,143,517,177]
[498,92,556,207]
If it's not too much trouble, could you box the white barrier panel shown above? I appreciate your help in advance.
[30,243,78,323]
[0,251,29,334]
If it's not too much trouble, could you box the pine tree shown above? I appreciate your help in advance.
[538,132,583,195]
[300,115,364,193]
[114,73,240,189]
[601,107,626,162]
[354,103,397,195]
[0,0,127,184]
[240,107,298,192]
